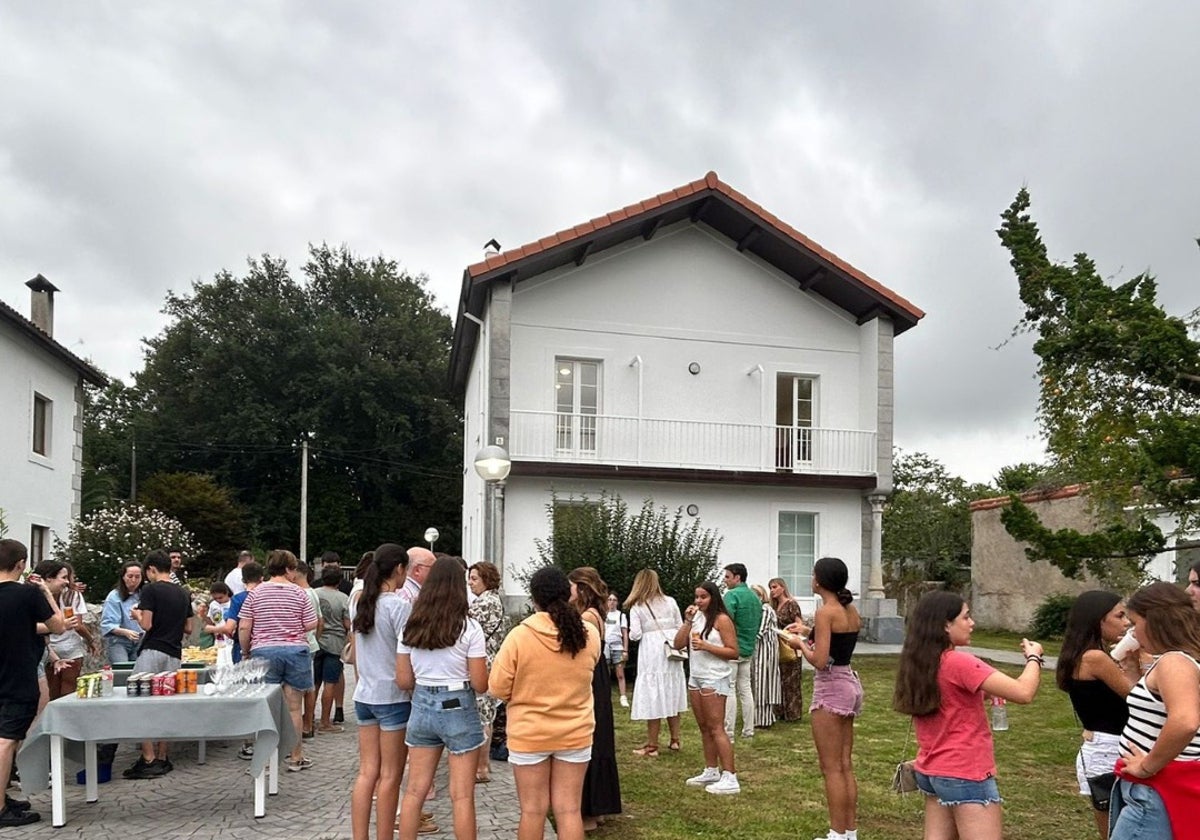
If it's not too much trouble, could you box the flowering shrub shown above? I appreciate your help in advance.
[54,504,201,591]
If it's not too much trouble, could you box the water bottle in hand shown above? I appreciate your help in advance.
[991,697,1008,731]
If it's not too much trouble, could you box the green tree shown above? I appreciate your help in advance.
[94,244,462,557]
[532,491,724,609]
[882,451,993,590]
[995,189,1200,579]
[139,472,250,578]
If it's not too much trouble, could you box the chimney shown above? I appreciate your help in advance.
[26,274,59,337]
[483,238,501,259]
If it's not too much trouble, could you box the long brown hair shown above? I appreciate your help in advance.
[893,590,963,717]
[767,577,792,609]
[403,556,469,650]
[353,543,407,636]
[568,567,607,620]
[1127,582,1200,658]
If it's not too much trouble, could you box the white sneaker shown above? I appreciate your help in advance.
[619,695,629,708]
[685,767,721,787]
[705,771,740,795]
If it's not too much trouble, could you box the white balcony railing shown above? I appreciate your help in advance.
[510,410,877,475]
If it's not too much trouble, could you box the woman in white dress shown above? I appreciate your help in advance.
[625,569,688,756]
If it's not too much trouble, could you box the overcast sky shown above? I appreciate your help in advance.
[3,2,1198,484]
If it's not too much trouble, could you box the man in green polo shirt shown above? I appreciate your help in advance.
[721,563,759,739]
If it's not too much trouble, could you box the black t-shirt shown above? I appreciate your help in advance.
[0,581,55,703]
[137,580,192,659]
[337,578,353,597]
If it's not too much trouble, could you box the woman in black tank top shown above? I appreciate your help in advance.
[781,557,861,840]
[1055,590,1138,839]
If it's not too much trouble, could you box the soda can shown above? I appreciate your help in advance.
[175,671,186,694]
[187,670,198,693]
[76,677,88,699]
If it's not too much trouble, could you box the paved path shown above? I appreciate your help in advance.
[14,681,532,840]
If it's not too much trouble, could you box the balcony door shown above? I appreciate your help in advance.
[775,374,815,470]
[555,358,600,456]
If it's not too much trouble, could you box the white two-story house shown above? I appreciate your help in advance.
[0,276,107,561]
[451,172,923,611]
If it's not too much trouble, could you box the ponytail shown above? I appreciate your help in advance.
[530,566,588,657]
[837,588,854,607]
[353,543,407,636]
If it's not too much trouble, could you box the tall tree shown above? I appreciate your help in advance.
[882,450,993,588]
[995,189,1200,579]
[112,244,462,556]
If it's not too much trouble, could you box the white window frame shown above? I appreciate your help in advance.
[30,524,49,565]
[554,357,602,456]
[775,510,818,598]
[32,392,52,457]
[774,374,818,470]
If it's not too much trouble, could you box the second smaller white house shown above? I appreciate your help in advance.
[451,172,924,610]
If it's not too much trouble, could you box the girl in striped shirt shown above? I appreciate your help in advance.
[1112,582,1200,840]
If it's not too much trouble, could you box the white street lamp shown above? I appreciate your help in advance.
[473,445,511,581]
[424,527,439,551]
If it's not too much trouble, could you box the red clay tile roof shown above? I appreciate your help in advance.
[465,170,924,321]
[969,484,1086,512]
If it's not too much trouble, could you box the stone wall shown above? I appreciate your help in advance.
[970,489,1095,631]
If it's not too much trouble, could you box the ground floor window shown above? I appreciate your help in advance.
[777,511,816,597]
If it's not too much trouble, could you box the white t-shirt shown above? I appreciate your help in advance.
[397,618,485,687]
[353,593,413,705]
[604,609,627,650]
[224,566,247,596]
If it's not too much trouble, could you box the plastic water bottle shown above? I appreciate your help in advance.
[100,665,114,697]
[991,696,1008,731]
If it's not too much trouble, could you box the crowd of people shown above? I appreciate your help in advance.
[6,535,1200,839]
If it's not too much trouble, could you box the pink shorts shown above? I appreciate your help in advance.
[810,665,862,717]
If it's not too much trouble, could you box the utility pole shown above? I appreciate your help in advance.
[299,439,309,564]
[130,438,138,503]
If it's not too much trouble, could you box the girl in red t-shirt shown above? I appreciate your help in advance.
[893,591,1044,840]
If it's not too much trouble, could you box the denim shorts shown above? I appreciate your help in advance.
[405,684,486,754]
[355,700,412,732]
[914,770,1002,806]
[606,647,625,666]
[688,675,733,696]
[1109,779,1172,839]
[254,645,315,692]
[810,665,863,717]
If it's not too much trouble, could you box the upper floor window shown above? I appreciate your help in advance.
[775,374,815,469]
[32,393,51,456]
[30,525,49,565]
[555,359,601,454]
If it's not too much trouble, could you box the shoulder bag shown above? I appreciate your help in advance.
[891,719,918,794]
[648,602,689,662]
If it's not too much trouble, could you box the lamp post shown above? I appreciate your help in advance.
[424,527,439,552]
[473,445,511,581]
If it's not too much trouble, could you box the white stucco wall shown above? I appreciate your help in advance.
[499,476,864,612]
[0,323,82,555]
[507,223,873,432]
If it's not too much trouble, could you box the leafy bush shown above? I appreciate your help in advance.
[531,491,723,608]
[1028,592,1074,639]
[53,504,201,592]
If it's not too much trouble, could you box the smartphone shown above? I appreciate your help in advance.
[441,698,462,710]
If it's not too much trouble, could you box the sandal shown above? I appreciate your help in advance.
[668,739,681,752]
[631,743,660,757]
[475,773,491,783]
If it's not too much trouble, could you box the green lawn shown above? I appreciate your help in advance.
[966,628,1062,657]
[600,656,1086,839]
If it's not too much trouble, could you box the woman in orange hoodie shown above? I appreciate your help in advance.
[489,567,601,840]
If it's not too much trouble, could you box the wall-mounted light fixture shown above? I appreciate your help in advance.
[688,362,701,375]
[686,504,699,517]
